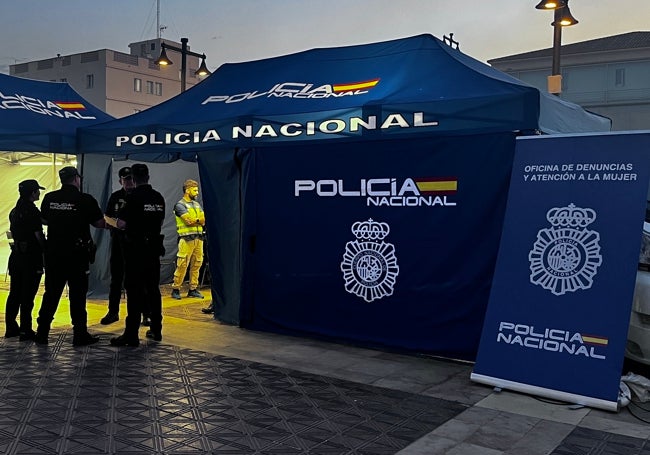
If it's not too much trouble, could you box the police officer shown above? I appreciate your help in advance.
[111,163,166,347]
[100,166,134,325]
[35,166,106,346]
[4,179,46,340]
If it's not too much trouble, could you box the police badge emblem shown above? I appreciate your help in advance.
[341,218,399,302]
[529,203,603,296]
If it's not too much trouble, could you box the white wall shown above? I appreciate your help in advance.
[0,160,71,275]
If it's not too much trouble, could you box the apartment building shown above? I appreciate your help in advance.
[10,39,206,118]
[489,31,650,131]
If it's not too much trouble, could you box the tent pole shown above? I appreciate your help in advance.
[52,153,56,188]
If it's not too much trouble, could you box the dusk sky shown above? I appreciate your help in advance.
[1,0,648,73]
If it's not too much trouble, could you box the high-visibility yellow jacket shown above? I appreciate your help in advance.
[174,199,204,237]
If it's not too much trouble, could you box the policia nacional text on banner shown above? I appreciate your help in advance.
[471,132,650,411]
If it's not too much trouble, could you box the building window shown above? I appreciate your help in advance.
[38,60,54,70]
[615,68,626,87]
[146,80,154,94]
[134,78,142,92]
[80,51,99,63]
[60,78,67,83]
[155,82,163,96]
[13,63,28,73]
[86,74,94,89]
[150,42,156,51]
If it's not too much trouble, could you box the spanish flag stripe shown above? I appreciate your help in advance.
[56,102,85,109]
[417,181,457,192]
[582,335,608,345]
[415,177,457,182]
[333,79,379,92]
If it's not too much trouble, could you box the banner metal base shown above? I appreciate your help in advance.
[470,372,618,412]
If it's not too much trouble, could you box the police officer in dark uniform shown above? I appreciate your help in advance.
[35,166,106,346]
[111,163,166,347]
[100,166,134,325]
[4,179,46,340]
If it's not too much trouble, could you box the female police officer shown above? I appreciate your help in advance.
[4,179,46,340]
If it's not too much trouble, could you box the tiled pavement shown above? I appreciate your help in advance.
[1,285,650,454]
[0,331,465,454]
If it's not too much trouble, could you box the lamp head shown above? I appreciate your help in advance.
[195,56,211,77]
[535,0,566,9]
[154,45,173,66]
[551,3,579,26]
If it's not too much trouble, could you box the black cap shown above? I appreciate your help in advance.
[18,179,45,193]
[131,163,149,179]
[59,166,81,181]
[118,166,132,178]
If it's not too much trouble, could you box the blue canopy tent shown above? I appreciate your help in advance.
[0,73,114,281]
[79,34,610,360]
[0,72,113,153]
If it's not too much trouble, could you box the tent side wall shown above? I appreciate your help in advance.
[223,133,516,360]
[83,154,113,298]
[84,156,202,298]
[197,149,246,324]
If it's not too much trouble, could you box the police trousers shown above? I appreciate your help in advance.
[108,235,125,313]
[5,253,43,333]
[37,253,89,334]
[124,249,162,338]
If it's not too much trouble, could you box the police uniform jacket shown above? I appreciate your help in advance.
[121,184,165,255]
[41,184,103,259]
[106,187,129,239]
[9,197,44,272]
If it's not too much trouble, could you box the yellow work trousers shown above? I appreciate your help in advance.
[172,238,204,290]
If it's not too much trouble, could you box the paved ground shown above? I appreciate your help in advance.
[1,283,650,454]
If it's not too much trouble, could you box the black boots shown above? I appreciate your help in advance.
[110,334,140,347]
[72,332,100,346]
[201,301,214,314]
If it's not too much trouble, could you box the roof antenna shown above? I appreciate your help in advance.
[443,33,460,50]
[156,0,167,39]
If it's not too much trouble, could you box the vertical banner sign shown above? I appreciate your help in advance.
[472,132,650,411]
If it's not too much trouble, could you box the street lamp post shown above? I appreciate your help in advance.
[535,0,578,95]
[155,37,211,92]
[551,8,563,77]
